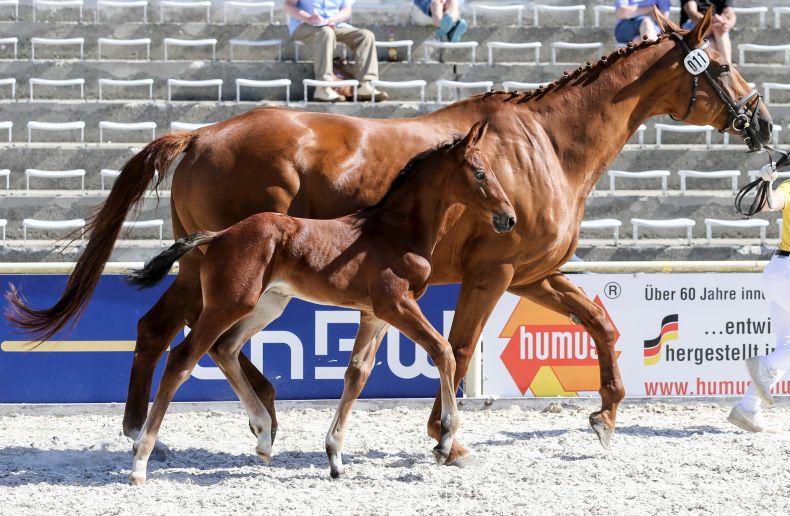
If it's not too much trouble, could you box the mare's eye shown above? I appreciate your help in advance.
[720,64,730,75]
[474,170,486,181]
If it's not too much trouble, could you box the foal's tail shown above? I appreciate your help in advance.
[125,232,219,289]
[5,131,197,341]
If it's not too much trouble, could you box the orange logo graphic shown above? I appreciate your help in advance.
[499,295,620,396]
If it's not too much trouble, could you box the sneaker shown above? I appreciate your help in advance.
[313,87,346,103]
[434,13,454,39]
[727,405,765,432]
[745,356,776,408]
[357,81,389,102]
[447,18,468,43]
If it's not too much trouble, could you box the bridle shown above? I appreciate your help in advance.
[669,32,765,153]
[666,32,789,216]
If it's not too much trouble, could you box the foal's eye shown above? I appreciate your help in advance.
[720,64,730,75]
[474,170,486,181]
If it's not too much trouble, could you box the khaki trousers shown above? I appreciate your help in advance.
[292,24,379,83]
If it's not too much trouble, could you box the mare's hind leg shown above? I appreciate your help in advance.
[373,291,459,464]
[325,312,389,478]
[509,272,624,449]
[207,290,292,449]
[129,305,248,485]
[123,254,203,461]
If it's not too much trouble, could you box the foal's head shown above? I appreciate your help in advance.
[447,121,516,233]
[652,7,772,150]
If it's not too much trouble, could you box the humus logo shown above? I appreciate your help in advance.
[498,295,620,396]
[643,314,679,366]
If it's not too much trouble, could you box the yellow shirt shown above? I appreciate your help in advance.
[778,180,790,251]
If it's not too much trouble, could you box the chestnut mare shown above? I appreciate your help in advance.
[122,122,515,484]
[7,9,773,461]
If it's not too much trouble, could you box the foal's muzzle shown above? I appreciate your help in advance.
[493,212,516,233]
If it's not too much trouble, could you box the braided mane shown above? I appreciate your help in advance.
[481,33,674,104]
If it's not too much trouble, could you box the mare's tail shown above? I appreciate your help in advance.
[4,131,197,341]
[125,232,219,289]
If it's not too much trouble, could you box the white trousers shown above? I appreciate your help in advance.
[740,254,790,411]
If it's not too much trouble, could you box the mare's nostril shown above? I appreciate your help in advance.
[507,216,515,229]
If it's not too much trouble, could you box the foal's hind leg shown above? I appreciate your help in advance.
[373,292,459,464]
[509,272,624,449]
[325,312,389,478]
[208,290,292,453]
[129,306,246,485]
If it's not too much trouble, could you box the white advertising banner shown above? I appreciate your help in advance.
[481,273,788,398]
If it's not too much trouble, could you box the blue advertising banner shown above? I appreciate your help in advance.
[0,274,460,403]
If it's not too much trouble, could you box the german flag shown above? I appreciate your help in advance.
[643,314,679,366]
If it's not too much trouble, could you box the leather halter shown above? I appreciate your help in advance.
[669,32,764,152]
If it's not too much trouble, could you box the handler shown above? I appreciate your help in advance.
[729,164,790,432]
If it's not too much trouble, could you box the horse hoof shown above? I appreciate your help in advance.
[445,451,476,468]
[329,465,344,479]
[128,472,146,486]
[589,416,613,450]
[256,449,271,465]
[432,443,451,465]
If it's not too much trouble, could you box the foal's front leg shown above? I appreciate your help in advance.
[373,292,459,464]
[325,312,389,478]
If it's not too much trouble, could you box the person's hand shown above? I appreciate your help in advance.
[325,15,336,27]
[307,11,326,25]
[759,163,778,183]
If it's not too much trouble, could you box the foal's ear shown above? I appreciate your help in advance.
[464,120,489,149]
[687,6,714,47]
[653,5,681,34]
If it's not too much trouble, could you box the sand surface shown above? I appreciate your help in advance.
[1,400,789,515]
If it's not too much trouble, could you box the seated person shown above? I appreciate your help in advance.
[285,0,388,102]
[614,0,670,44]
[681,0,736,63]
[414,0,467,42]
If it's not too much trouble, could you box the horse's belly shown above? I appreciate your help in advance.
[265,281,372,312]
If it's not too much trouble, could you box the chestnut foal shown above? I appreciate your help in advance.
[124,121,515,484]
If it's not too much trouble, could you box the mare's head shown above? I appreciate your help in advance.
[448,121,516,233]
[653,7,772,151]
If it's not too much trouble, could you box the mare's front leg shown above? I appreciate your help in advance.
[426,266,513,465]
[373,289,459,464]
[129,305,249,485]
[325,312,389,478]
[509,272,624,449]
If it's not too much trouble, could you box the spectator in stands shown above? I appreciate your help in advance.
[414,0,467,42]
[614,0,670,44]
[680,0,736,64]
[729,164,790,432]
[285,0,388,102]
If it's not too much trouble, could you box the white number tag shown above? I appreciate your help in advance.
[684,48,710,75]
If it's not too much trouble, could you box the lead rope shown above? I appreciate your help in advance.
[735,146,790,216]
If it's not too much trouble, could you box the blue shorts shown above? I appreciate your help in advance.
[614,15,659,44]
[414,0,431,16]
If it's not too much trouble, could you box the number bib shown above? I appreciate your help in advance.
[684,48,710,75]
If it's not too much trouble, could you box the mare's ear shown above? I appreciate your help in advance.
[687,6,714,47]
[464,120,489,149]
[653,5,681,34]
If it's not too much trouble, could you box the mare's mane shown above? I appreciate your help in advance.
[359,135,465,214]
[478,32,676,104]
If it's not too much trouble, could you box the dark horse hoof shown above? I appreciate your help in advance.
[589,414,613,450]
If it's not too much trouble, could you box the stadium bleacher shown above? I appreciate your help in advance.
[0,0,788,262]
